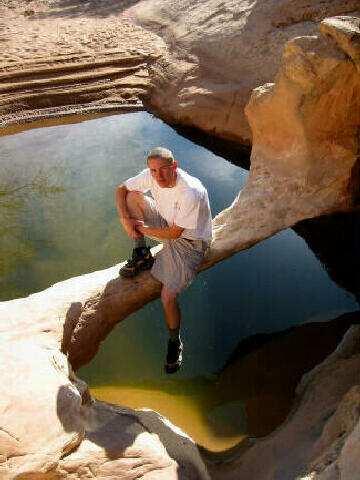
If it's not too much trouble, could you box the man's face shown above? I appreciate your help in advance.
[148,156,177,188]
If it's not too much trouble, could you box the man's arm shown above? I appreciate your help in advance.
[137,224,184,239]
[116,184,142,238]
[117,183,184,239]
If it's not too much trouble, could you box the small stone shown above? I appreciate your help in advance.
[23,9,35,16]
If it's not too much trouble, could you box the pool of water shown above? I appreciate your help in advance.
[1,112,358,450]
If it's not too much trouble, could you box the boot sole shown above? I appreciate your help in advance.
[119,259,154,278]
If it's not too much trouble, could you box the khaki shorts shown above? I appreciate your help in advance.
[143,196,209,293]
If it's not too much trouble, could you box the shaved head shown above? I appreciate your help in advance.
[147,147,174,165]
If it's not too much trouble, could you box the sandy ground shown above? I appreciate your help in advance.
[0,0,166,126]
[0,0,163,62]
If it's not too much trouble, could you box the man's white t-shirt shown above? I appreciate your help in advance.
[125,168,212,242]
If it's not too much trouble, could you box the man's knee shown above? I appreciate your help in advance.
[161,287,178,308]
[126,191,145,217]
[126,190,143,206]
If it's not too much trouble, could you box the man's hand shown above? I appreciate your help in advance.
[137,223,184,239]
[116,184,144,238]
[122,218,144,238]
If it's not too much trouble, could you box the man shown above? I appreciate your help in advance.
[116,146,212,374]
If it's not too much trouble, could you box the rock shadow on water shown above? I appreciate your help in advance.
[294,209,360,304]
[202,310,360,443]
[166,122,251,170]
[84,309,360,456]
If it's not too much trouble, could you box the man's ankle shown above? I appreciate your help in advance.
[134,236,146,249]
[165,336,183,374]
[168,326,180,342]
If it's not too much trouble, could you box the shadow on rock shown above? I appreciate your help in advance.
[56,385,209,478]
[61,268,162,371]
[34,0,143,19]
[61,302,82,354]
[56,384,150,460]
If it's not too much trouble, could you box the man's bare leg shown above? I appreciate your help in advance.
[161,286,180,330]
[161,285,183,373]
[119,191,153,277]
[126,191,145,231]
[126,191,147,248]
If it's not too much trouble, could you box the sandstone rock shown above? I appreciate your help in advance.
[0,4,167,126]
[2,266,358,480]
[207,326,360,480]
[271,0,360,27]
[203,16,360,267]
[131,0,360,146]
[0,340,84,477]
[320,16,360,71]
[56,400,180,480]
[0,264,210,480]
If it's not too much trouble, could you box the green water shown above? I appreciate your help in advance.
[1,112,358,449]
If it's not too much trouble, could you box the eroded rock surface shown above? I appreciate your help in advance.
[203,16,360,267]
[131,0,360,146]
[0,267,210,479]
[0,0,167,126]
[208,325,360,480]
[1,263,359,479]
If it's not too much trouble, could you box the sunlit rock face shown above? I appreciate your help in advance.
[130,0,360,146]
[204,16,360,266]
[0,271,210,479]
[0,340,85,475]
[1,272,359,479]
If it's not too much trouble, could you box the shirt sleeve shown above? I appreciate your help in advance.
[125,169,151,193]
[173,192,201,230]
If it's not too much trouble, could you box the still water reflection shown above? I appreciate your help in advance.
[1,112,357,450]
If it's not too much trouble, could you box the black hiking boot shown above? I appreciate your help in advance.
[119,247,154,278]
[164,338,183,374]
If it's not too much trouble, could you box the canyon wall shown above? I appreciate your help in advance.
[131,0,360,146]
[205,16,360,266]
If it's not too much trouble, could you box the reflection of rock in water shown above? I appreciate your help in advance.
[294,210,360,303]
[172,123,251,170]
[206,401,247,437]
[216,312,358,437]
